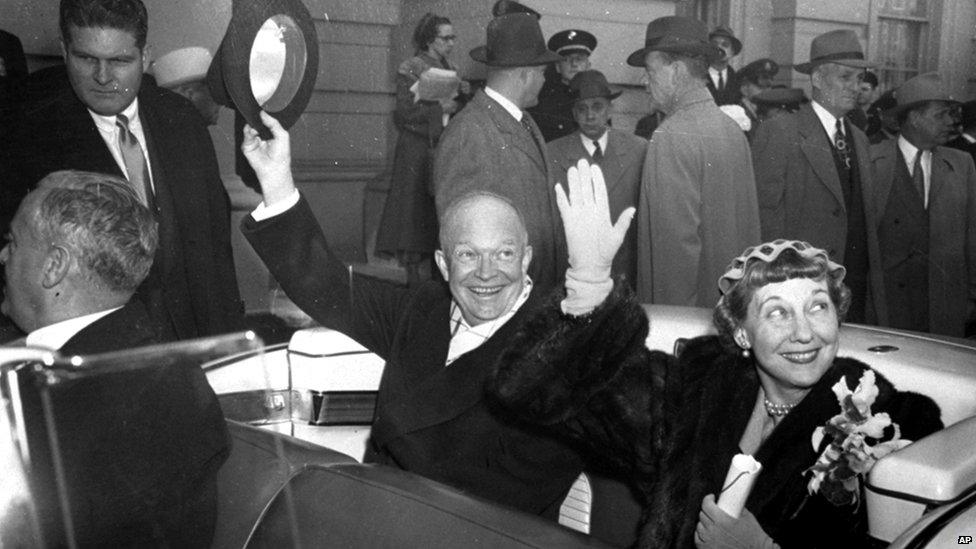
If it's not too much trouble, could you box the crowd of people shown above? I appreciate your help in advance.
[0,0,970,546]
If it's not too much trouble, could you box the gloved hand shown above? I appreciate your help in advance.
[695,494,779,549]
[241,110,296,207]
[555,159,635,316]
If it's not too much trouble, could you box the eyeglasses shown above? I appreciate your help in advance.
[436,35,457,42]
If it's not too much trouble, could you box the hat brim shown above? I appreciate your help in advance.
[576,90,622,102]
[626,42,722,67]
[216,0,319,139]
[794,58,874,74]
[884,97,962,117]
[470,45,563,67]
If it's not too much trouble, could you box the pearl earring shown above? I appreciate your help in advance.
[741,348,750,358]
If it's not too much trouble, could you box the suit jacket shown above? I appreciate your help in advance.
[752,103,887,323]
[433,89,566,287]
[27,301,229,547]
[870,139,976,337]
[637,86,761,307]
[4,80,244,340]
[548,129,647,284]
[242,196,583,516]
[947,134,976,170]
[706,66,740,106]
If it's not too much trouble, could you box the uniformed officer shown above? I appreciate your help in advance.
[528,28,597,142]
[735,58,778,124]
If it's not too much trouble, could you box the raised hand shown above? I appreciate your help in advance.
[555,158,635,274]
[241,111,296,206]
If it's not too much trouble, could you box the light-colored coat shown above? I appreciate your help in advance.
[870,139,976,336]
[637,86,761,307]
[433,90,566,287]
[548,129,647,285]
[751,102,887,323]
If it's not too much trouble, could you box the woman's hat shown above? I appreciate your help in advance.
[470,13,562,67]
[718,240,845,295]
[794,30,874,74]
[626,16,723,67]
[569,70,621,101]
[548,29,597,57]
[708,25,742,56]
[886,72,959,116]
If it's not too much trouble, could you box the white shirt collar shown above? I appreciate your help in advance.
[484,86,523,121]
[708,66,728,87]
[445,277,533,365]
[580,130,609,157]
[25,307,123,351]
[88,98,141,134]
[811,100,843,142]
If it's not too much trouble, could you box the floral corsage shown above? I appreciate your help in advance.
[805,370,911,507]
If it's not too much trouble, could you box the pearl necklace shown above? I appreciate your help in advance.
[763,398,798,417]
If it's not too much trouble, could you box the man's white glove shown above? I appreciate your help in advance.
[241,110,297,208]
[556,159,635,316]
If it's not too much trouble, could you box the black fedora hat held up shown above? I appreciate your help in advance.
[470,13,562,67]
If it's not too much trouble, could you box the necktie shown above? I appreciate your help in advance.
[717,71,724,92]
[912,150,927,208]
[834,119,851,170]
[116,113,155,210]
[592,140,603,161]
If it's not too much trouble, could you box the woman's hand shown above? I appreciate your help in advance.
[241,110,296,207]
[695,494,779,549]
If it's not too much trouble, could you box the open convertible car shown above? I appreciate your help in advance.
[2,305,974,547]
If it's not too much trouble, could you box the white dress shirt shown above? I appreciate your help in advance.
[811,100,844,143]
[897,135,932,208]
[484,86,523,121]
[708,67,729,91]
[446,278,533,365]
[581,130,609,158]
[88,98,156,192]
[25,308,122,351]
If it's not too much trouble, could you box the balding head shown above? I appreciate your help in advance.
[435,193,532,326]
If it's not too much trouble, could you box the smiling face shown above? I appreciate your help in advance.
[573,96,612,140]
[735,277,840,403]
[435,196,532,326]
[63,25,148,116]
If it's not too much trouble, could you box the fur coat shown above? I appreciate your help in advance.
[489,283,943,548]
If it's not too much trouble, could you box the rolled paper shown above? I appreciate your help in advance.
[717,454,763,518]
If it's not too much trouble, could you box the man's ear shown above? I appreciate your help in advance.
[434,249,450,281]
[41,246,71,289]
[521,244,533,275]
[141,44,152,73]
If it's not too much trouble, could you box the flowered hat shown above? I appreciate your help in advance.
[718,239,846,295]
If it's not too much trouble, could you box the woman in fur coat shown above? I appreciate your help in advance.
[489,163,943,548]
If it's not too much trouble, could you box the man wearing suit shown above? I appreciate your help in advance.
[548,70,646,284]
[2,0,243,341]
[870,73,976,337]
[631,17,760,308]
[242,111,583,518]
[706,25,742,106]
[1,171,229,546]
[433,13,566,288]
[751,30,886,324]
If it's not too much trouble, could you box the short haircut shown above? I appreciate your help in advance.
[438,191,528,250]
[412,12,451,53]
[33,170,158,293]
[713,248,851,353]
[60,0,148,49]
[659,51,709,81]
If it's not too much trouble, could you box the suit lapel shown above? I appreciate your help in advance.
[798,105,846,209]
[928,148,953,205]
[870,139,897,219]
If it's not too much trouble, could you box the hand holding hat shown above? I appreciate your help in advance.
[242,111,295,207]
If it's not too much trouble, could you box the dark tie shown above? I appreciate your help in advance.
[834,119,851,170]
[912,150,926,207]
[592,140,603,161]
[116,113,155,210]
[717,71,724,91]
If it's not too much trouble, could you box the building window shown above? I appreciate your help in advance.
[876,0,931,90]
[678,0,728,30]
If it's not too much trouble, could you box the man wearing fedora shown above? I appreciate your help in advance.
[706,25,742,106]
[869,73,976,337]
[751,29,886,325]
[547,70,646,285]
[2,0,244,341]
[528,28,597,142]
[630,16,760,308]
[434,13,567,288]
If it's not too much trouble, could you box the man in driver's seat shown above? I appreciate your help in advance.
[0,171,229,547]
[241,111,586,518]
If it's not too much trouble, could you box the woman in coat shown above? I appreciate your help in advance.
[489,162,943,548]
[375,13,468,285]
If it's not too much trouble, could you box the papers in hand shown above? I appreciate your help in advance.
[410,67,461,103]
[717,454,762,518]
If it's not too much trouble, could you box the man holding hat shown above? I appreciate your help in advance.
[751,29,885,325]
[869,72,976,337]
[547,70,646,284]
[152,46,222,125]
[706,25,743,106]
[630,16,760,308]
[528,28,597,142]
[434,12,566,287]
